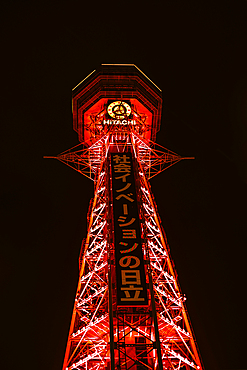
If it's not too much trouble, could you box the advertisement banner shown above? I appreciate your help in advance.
[111,152,148,306]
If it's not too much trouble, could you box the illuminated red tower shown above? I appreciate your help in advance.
[48,64,204,370]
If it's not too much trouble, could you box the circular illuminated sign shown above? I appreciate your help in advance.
[107,101,131,119]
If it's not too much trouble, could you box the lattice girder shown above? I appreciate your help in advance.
[57,131,203,370]
[45,129,190,182]
[62,161,111,370]
[45,64,205,370]
[134,153,201,370]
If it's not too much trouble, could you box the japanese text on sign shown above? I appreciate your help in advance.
[111,153,148,306]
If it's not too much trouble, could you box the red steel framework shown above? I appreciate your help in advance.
[46,65,204,370]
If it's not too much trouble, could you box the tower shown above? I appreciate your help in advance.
[48,65,204,370]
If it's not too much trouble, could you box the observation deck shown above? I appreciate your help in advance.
[72,64,162,145]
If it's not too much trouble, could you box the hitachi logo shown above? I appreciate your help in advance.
[103,119,136,125]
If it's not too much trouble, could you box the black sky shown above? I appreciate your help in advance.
[1,1,247,370]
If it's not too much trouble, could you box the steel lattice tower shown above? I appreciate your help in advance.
[46,65,204,370]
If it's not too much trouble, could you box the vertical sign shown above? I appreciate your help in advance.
[111,153,148,306]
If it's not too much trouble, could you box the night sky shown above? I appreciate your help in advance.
[1,1,247,370]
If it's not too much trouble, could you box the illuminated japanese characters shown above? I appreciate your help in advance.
[111,152,148,306]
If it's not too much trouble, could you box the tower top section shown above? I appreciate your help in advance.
[72,64,162,145]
